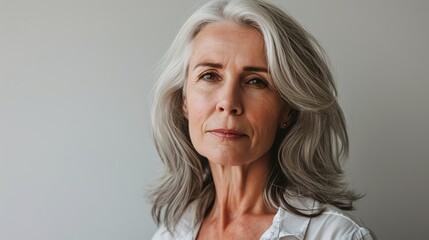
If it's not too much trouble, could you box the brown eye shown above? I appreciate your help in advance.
[247,78,268,88]
[198,71,219,81]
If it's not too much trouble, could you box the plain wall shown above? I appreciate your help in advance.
[0,0,427,239]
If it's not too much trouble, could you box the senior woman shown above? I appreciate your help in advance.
[149,0,373,239]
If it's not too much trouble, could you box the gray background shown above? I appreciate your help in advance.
[0,0,428,239]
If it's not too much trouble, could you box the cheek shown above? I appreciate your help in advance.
[187,95,209,122]
[253,111,279,139]
[185,92,212,140]
[186,103,213,157]
[248,97,283,142]
[252,96,283,123]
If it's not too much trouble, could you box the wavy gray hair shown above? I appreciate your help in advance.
[149,0,359,231]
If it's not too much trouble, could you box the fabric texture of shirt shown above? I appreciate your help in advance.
[151,197,373,240]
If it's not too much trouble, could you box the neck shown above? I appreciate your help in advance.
[207,155,274,229]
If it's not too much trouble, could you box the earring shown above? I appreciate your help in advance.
[282,122,288,128]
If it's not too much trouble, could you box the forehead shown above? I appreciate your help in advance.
[189,22,267,67]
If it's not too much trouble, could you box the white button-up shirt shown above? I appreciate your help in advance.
[151,198,373,240]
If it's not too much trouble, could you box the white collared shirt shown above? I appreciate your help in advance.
[151,198,373,240]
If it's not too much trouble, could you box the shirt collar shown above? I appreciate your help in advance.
[261,197,318,240]
[174,197,319,240]
[173,201,202,239]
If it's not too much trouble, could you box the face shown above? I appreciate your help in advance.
[183,22,290,166]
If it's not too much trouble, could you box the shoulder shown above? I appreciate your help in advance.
[151,201,201,240]
[263,197,373,240]
[304,204,373,240]
[151,225,170,240]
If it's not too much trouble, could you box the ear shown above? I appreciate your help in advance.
[182,98,188,119]
[279,104,293,128]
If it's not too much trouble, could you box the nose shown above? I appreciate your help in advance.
[216,81,243,115]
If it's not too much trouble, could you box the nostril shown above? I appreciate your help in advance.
[216,100,242,115]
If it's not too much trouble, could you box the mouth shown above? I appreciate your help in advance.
[208,129,247,139]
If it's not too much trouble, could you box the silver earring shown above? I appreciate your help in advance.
[282,122,288,128]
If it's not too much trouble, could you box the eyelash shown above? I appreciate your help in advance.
[197,71,269,88]
[246,78,268,88]
[198,71,219,81]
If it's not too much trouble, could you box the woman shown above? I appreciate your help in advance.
[150,0,373,239]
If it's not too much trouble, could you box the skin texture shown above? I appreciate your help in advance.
[183,22,291,239]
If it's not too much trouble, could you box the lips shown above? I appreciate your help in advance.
[208,129,247,139]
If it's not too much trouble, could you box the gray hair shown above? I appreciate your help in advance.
[149,0,359,231]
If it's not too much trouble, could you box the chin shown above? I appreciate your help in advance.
[208,159,246,167]
[204,152,255,167]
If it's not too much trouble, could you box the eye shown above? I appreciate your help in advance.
[247,78,268,88]
[198,71,219,81]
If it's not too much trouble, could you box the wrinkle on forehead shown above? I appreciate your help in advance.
[189,22,267,71]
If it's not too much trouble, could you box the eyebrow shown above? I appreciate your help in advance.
[193,62,268,73]
[243,66,268,72]
[194,62,222,70]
